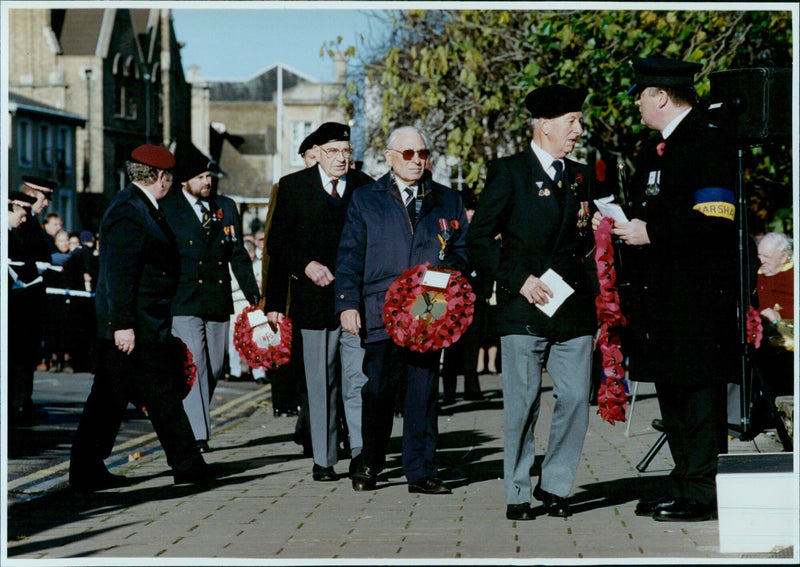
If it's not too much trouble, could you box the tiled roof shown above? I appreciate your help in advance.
[58,9,105,55]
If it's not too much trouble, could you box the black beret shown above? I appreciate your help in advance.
[174,143,222,183]
[309,122,350,148]
[131,144,176,170]
[298,133,315,156]
[628,57,702,95]
[524,85,588,118]
[9,190,37,209]
[22,176,57,193]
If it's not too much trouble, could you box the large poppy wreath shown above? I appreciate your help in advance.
[233,305,293,370]
[383,263,476,353]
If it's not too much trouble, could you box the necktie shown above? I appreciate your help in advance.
[552,160,564,188]
[404,187,416,225]
[330,179,341,200]
[197,200,212,236]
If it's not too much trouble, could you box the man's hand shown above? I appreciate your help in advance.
[591,211,607,232]
[305,260,335,287]
[114,328,135,355]
[267,311,284,327]
[519,275,553,306]
[340,309,361,335]
[613,219,650,246]
[760,307,781,324]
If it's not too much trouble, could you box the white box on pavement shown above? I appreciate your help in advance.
[717,452,798,553]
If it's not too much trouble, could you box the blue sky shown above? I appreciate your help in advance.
[172,6,385,82]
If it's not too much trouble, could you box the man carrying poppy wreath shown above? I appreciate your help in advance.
[592,56,739,522]
[467,84,597,521]
[335,126,469,494]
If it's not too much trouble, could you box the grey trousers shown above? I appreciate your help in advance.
[501,333,592,505]
[301,327,367,467]
[173,316,229,442]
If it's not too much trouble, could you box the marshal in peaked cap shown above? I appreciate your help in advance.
[22,175,58,193]
[525,85,588,118]
[627,57,703,95]
[130,144,176,170]
[8,190,37,209]
[174,143,222,183]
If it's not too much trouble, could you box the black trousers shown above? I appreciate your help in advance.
[656,380,728,507]
[361,340,440,482]
[71,339,203,474]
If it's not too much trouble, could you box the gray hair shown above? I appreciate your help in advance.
[125,160,161,184]
[759,232,793,256]
[386,126,429,150]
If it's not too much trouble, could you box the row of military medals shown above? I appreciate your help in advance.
[645,170,661,196]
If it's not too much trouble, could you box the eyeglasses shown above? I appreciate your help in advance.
[317,146,353,159]
[388,148,431,161]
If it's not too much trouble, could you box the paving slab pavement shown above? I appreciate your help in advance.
[4,373,796,564]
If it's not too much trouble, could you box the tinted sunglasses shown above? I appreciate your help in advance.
[389,148,431,161]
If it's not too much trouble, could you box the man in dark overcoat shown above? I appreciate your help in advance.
[161,143,260,452]
[70,145,210,491]
[467,85,597,521]
[335,126,469,494]
[265,123,374,480]
[593,57,739,522]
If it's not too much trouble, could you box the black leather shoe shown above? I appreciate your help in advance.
[464,392,485,401]
[635,494,676,517]
[653,499,717,522]
[196,440,211,453]
[349,454,362,476]
[351,466,377,491]
[506,503,535,521]
[651,418,665,432]
[70,467,131,492]
[408,476,452,495]
[312,464,337,481]
[533,484,571,517]
[173,464,215,487]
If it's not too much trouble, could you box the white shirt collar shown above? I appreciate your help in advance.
[661,107,692,139]
[133,182,160,210]
[317,165,344,196]
[531,140,563,181]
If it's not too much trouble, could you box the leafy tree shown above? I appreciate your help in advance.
[329,9,792,198]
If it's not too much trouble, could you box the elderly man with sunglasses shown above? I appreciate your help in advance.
[265,122,374,482]
[335,126,469,495]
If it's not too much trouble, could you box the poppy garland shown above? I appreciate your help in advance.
[233,305,293,370]
[383,263,476,353]
[594,217,629,425]
[177,337,198,400]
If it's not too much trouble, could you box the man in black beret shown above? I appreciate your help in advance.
[468,84,596,521]
[71,144,213,491]
[298,132,319,168]
[160,143,260,453]
[593,56,739,522]
[265,121,374,481]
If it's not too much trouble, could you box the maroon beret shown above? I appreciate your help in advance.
[130,144,176,170]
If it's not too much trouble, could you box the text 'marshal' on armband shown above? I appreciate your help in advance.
[693,187,735,221]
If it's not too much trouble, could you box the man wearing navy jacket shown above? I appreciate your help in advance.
[335,126,468,494]
[161,144,260,452]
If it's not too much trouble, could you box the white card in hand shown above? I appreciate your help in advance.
[421,269,451,289]
[593,195,629,223]
[536,268,574,317]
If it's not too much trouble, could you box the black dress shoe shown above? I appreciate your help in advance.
[173,464,215,487]
[533,484,571,517]
[408,476,452,495]
[651,418,665,432]
[653,499,717,522]
[312,464,337,481]
[506,503,536,521]
[351,466,377,491]
[274,408,299,417]
[464,392,485,401]
[69,466,131,492]
[349,454,363,476]
[196,440,211,453]
[635,494,676,517]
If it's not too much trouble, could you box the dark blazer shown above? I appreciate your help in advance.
[467,145,597,341]
[161,188,259,322]
[335,171,469,344]
[95,184,179,343]
[622,109,739,385]
[265,165,374,329]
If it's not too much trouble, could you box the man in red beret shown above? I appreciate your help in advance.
[70,144,213,491]
[468,84,597,521]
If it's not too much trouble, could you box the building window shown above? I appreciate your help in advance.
[290,121,314,166]
[17,119,33,167]
[56,126,72,169]
[39,123,53,168]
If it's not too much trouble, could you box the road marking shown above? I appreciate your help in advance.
[7,385,270,491]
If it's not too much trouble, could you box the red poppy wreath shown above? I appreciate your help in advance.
[142,337,197,414]
[233,305,292,370]
[383,263,476,353]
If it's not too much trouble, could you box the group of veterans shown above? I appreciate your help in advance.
[6,55,768,523]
